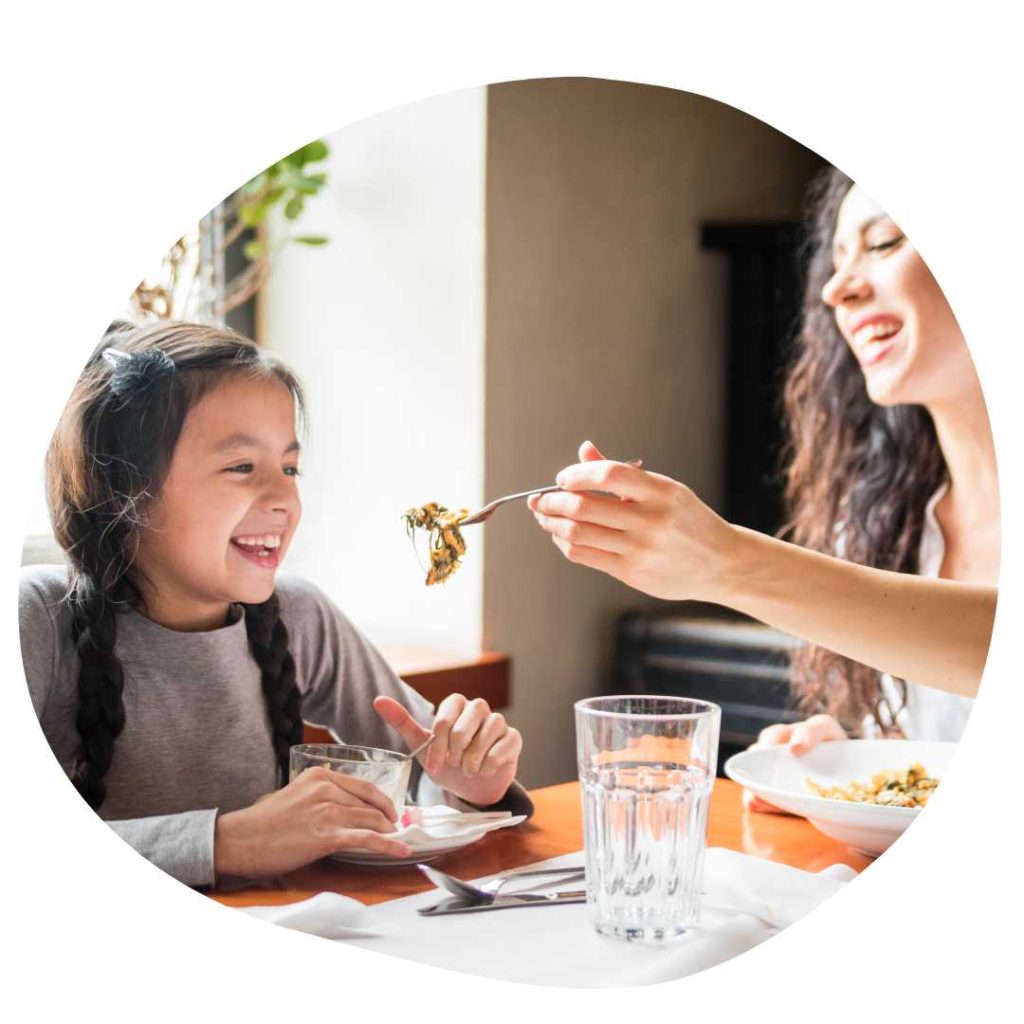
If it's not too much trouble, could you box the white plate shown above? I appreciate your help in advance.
[329,829,487,866]
[724,739,955,857]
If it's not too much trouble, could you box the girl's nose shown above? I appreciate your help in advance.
[821,261,871,308]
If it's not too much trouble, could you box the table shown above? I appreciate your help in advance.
[211,779,871,909]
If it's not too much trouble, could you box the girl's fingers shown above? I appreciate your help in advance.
[479,728,523,776]
[530,490,642,530]
[325,805,398,835]
[330,829,411,858]
[532,510,630,554]
[305,766,398,821]
[460,712,509,774]
[428,693,467,774]
[447,698,491,768]
[555,459,656,501]
[579,439,607,461]
[551,535,622,575]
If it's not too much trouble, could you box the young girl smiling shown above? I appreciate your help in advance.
[20,320,528,886]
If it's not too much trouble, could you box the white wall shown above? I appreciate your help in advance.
[260,88,487,658]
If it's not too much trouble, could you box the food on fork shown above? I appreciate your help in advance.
[402,503,469,585]
[806,762,939,808]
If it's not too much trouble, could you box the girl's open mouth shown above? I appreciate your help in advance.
[230,534,283,569]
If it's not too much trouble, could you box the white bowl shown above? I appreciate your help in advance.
[724,739,955,857]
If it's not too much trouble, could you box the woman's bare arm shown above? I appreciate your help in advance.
[529,444,996,698]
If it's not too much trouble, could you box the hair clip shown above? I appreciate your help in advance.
[102,348,131,368]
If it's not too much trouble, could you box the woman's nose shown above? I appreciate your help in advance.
[821,261,871,308]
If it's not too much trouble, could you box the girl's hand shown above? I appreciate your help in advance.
[742,714,847,814]
[528,440,737,602]
[373,694,522,808]
[214,766,410,878]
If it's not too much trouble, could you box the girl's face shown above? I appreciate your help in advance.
[136,375,302,627]
[822,185,974,408]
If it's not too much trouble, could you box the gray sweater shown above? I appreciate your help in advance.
[20,565,531,887]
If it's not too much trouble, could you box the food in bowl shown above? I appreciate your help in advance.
[806,762,939,808]
[402,503,469,585]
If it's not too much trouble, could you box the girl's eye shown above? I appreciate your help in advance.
[284,466,301,477]
[226,463,254,474]
[867,234,905,253]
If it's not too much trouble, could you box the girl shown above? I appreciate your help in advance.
[20,320,528,886]
[528,168,998,793]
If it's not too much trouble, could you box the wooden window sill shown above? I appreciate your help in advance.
[303,650,511,744]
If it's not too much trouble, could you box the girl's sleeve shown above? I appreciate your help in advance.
[106,811,219,888]
[279,576,533,818]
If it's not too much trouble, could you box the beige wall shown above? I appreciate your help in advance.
[484,78,822,786]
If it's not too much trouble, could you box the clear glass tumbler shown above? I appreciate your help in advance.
[575,695,721,944]
[289,743,412,814]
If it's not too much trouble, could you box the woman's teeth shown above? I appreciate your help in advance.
[853,320,902,346]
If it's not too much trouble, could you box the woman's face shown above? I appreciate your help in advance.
[135,375,302,626]
[822,185,973,408]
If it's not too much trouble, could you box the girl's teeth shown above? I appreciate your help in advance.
[854,321,901,346]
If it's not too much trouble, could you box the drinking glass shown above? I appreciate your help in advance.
[575,695,721,943]
[289,743,412,814]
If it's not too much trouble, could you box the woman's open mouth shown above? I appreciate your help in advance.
[230,533,283,569]
[851,316,903,367]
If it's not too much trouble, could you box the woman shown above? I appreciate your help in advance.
[529,168,999,797]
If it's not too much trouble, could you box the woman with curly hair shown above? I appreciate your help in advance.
[529,168,998,784]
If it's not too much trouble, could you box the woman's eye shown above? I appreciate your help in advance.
[226,463,255,474]
[284,466,301,477]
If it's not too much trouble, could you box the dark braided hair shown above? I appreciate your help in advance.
[47,320,306,809]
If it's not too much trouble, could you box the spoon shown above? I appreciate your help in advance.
[404,732,436,760]
[458,458,643,526]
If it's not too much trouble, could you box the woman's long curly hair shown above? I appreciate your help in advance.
[780,167,948,733]
[47,319,307,810]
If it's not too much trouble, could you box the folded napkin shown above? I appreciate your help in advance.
[240,893,379,939]
[237,847,856,986]
[392,805,527,848]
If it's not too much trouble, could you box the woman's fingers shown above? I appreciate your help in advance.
[460,712,509,774]
[427,692,467,774]
[579,439,607,461]
[550,535,622,575]
[531,509,630,554]
[321,804,398,835]
[788,714,846,755]
[447,698,491,768]
[479,728,523,776]
[755,723,794,747]
[555,458,656,502]
[529,489,641,530]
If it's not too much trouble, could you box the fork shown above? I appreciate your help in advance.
[417,863,586,901]
[458,458,642,526]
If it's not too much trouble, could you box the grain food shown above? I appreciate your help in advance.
[806,762,939,808]
[402,503,469,585]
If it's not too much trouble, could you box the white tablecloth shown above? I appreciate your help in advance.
[241,847,855,987]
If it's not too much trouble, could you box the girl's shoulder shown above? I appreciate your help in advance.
[19,563,72,631]
[272,572,361,640]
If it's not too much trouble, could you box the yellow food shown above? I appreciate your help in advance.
[805,762,939,808]
[402,503,469,586]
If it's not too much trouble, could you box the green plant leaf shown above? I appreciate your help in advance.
[243,239,266,260]
[293,235,329,246]
[239,203,266,227]
[285,140,330,167]
[284,195,305,220]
